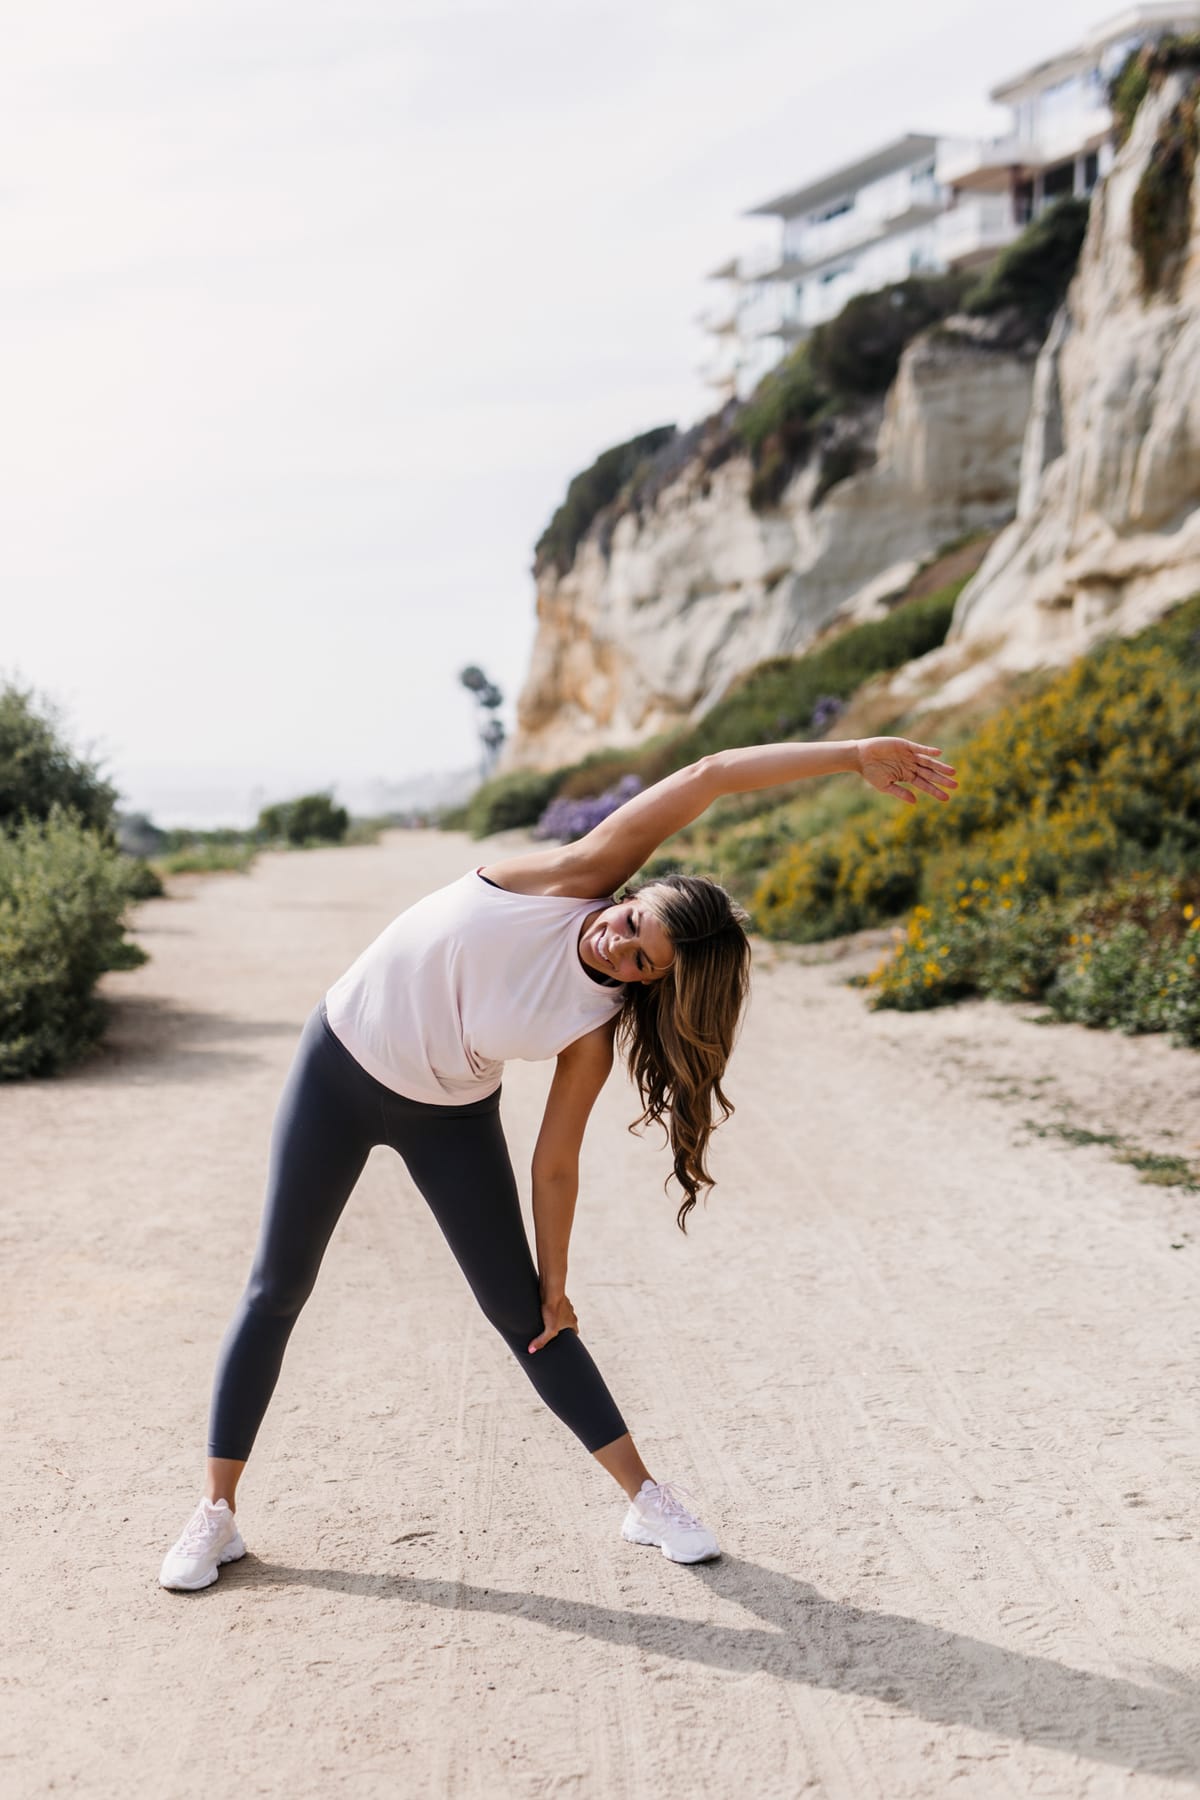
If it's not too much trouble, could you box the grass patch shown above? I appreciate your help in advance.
[157,842,257,876]
[1115,1149,1200,1189]
[1020,1118,1200,1191]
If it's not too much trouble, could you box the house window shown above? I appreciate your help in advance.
[1083,149,1100,190]
[1043,161,1075,202]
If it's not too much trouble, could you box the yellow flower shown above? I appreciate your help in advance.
[924,960,941,979]
[1185,904,1195,920]
[939,946,949,956]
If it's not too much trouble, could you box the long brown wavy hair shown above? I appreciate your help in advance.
[615,874,752,1232]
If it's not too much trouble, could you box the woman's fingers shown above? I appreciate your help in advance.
[528,1301,578,1353]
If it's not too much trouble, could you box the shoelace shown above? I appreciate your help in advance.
[645,1481,703,1530]
[177,1503,225,1554]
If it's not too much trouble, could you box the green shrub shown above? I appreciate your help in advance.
[1131,84,1200,298]
[534,425,677,577]
[808,273,970,399]
[257,792,348,846]
[1110,47,1155,146]
[736,345,826,508]
[123,857,165,899]
[1047,886,1200,1043]
[964,197,1090,331]
[0,809,147,1079]
[465,769,560,838]
[812,437,868,505]
[0,684,116,833]
[1109,34,1200,145]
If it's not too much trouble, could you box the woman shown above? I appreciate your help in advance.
[160,732,956,1588]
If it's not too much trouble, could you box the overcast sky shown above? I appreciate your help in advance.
[1,0,1109,823]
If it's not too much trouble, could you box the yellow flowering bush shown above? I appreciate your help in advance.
[756,597,1200,907]
[866,877,1200,1046]
[755,594,1200,1044]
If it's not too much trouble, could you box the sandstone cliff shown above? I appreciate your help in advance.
[512,62,1200,772]
[942,70,1200,673]
[510,324,1036,770]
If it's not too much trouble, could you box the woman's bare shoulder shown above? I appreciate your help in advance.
[478,844,613,899]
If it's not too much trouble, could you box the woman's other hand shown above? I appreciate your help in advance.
[858,738,958,806]
[528,1292,579,1354]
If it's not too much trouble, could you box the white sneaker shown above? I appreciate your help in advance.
[621,1479,720,1563]
[159,1497,246,1591]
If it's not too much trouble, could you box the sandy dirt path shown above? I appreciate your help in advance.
[4,829,1200,1799]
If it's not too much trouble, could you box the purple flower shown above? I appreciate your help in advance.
[810,694,845,734]
[533,773,643,842]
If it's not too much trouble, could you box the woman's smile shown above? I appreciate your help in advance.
[580,901,675,985]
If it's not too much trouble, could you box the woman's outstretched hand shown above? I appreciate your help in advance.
[528,1292,579,1354]
[858,737,958,806]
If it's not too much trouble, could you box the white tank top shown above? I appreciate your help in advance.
[323,869,625,1104]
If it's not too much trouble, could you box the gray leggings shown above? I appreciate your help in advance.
[207,1004,629,1460]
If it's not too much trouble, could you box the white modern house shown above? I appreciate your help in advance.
[699,5,1200,401]
[699,135,946,399]
[936,3,1200,267]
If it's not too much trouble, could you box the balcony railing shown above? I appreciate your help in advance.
[936,194,1023,265]
[937,103,1112,187]
[936,134,1036,186]
[697,305,739,336]
[780,184,944,274]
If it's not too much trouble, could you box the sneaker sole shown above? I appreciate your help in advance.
[621,1524,720,1564]
[160,1538,247,1592]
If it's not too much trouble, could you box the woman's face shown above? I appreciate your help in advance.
[578,893,675,985]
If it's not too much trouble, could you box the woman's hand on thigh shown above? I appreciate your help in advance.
[528,1293,578,1354]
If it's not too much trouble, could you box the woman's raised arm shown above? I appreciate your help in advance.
[554,736,955,896]
[483,737,956,899]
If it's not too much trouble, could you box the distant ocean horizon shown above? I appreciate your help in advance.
[115,764,480,832]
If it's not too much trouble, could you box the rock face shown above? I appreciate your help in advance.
[509,325,1036,771]
[950,71,1200,667]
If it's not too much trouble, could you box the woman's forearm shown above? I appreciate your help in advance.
[531,1169,578,1300]
[709,739,862,793]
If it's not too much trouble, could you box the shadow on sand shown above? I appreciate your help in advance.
[63,996,300,1086]
[216,1552,1200,1783]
